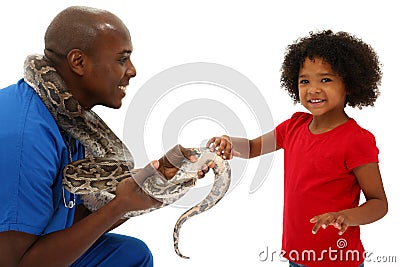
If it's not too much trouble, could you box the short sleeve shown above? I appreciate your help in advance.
[275,112,308,149]
[345,128,379,170]
[275,119,290,149]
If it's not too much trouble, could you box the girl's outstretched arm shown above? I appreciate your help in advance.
[207,129,278,159]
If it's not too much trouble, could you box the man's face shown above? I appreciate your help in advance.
[81,27,136,109]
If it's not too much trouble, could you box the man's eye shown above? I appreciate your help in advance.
[119,57,128,64]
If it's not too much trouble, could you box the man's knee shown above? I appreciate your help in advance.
[110,233,153,267]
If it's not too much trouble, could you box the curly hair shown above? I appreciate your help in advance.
[280,30,382,108]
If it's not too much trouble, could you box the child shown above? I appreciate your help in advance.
[207,30,387,267]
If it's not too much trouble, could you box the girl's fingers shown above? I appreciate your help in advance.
[206,137,216,148]
[207,136,237,159]
[311,214,334,234]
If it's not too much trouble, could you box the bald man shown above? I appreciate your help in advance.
[0,6,201,267]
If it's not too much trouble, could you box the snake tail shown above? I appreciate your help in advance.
[173,158,231,259]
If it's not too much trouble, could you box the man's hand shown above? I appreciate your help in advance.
[115,171,162,213]
[114,144,212,213]
[157,144,210,179]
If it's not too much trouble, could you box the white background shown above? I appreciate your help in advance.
[1,1,399,266]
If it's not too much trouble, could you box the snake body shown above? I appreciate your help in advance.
[23,54,231,259]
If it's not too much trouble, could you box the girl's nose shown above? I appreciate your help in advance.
[308,84,321,94]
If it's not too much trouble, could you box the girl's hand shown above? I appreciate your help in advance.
[310,211,351,236]
[206,135,240,160]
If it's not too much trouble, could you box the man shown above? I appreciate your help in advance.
[0,6,205,266]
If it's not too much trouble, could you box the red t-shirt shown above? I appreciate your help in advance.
[275,112,379,267]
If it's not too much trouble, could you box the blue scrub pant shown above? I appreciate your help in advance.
[70,233,153,267]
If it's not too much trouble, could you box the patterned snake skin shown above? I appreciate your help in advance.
[23,54,231,259]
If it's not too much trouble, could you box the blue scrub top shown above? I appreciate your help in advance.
[0,79,84,235]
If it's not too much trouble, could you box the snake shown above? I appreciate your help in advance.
[23,54,231,259]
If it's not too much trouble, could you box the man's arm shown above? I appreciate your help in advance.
[0,145,201,267]
[0,176,159,267]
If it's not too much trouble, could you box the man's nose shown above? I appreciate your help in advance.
[126,61,136,78]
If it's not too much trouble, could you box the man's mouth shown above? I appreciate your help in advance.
[118,85,127,92]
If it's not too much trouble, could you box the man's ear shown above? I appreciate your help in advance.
[66,49,86,76]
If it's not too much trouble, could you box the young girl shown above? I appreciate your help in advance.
[207,30,387,267]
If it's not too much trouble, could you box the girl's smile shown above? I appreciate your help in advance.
[298,57,348,127]
[298,57,349,133]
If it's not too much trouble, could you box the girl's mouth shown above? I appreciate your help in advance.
[308,99,325,103]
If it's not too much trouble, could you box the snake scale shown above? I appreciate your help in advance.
[23,54,231,259]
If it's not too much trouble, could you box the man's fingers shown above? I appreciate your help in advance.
[180,146,198,163]
[131,160,159,186]
[162,144,197,169]
[151,160,160,169]
[165,144,185,167]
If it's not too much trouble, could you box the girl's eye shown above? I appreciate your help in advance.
[299,79,309,84]
[321,78,332,83]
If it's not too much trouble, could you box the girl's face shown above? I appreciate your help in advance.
[298,57,347,118]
